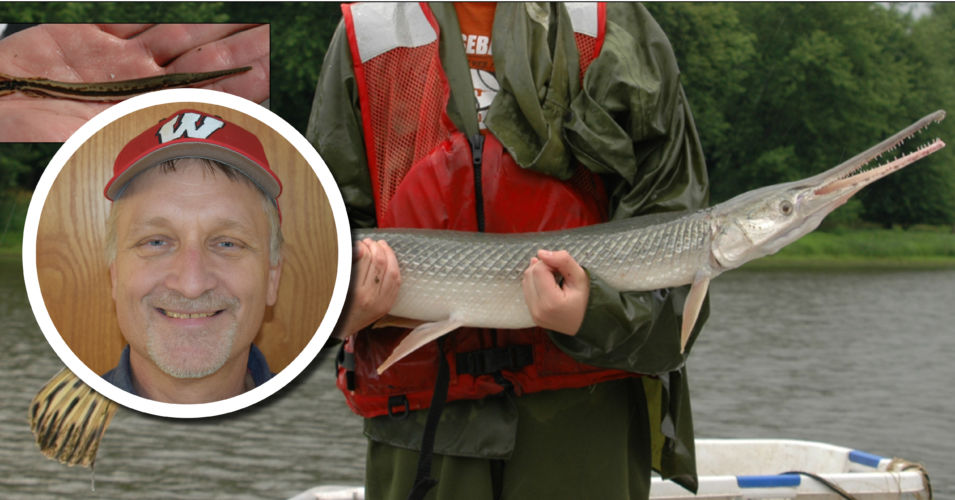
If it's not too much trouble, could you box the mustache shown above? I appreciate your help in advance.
[145,289,238,313]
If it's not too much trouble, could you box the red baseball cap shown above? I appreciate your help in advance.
[104,109,283,204]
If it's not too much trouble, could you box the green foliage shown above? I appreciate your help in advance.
[644,3,756,176]
[0,144,56,250]
[0,2,229,23]
[1,3,951,228]
[650,2,954,227]
[0,143,57,192]
[223,2,341,133]
[0,190,32,250]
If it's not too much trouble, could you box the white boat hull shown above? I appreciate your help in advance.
[290,439,930,500]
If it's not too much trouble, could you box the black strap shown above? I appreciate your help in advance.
[336,346,356,391]
[406,338,450,500]
[456,345,533,376]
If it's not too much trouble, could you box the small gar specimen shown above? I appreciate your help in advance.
[29,110,945,468]
[0,66,250,101]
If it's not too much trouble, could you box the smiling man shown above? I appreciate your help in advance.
[101,109,284,404]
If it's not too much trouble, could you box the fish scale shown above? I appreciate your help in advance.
[354,212,713,330]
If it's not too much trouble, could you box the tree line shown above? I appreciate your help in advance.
[647,2,954,227]
[1,2,952,228]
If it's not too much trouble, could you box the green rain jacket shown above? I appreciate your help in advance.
[308,2,710,494]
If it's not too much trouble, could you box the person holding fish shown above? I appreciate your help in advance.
[308,3,709,499]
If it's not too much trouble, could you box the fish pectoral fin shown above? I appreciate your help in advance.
[30,367,118,467]
[680,275,710,354]
[376,316,464,375]
[372,314,427,330]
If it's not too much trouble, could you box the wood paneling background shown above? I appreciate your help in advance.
[35,102,339,376]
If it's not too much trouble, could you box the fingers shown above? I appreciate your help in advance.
[521,249,589,336]
[0,23,267,84]
[521,252,565,306]
[129,24,262,67]
[161,24,270,102]
[535,249,586,287]
[357,238,400,289]
[336,239,401,339]
[95,24,155,39]
[0,25,130,79]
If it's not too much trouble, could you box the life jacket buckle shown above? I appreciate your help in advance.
[387,394,410,419]
[336,346,357,391]
[456,345,534,376]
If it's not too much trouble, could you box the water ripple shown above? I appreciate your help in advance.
[2,260,952,498]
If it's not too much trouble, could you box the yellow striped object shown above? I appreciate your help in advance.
[29,368,117,467]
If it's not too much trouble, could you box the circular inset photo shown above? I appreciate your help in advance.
[23,89,350,418]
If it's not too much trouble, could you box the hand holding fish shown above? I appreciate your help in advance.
[0,23,269,141]
[335,238,403,340]
[521,249,588,336]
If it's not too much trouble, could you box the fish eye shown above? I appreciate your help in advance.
[780,200,794,216]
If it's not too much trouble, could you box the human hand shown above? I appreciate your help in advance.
[0,23,269,142]
[521,249,589,336]
[334,238,402,340]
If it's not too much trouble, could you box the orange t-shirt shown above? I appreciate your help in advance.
[455,2,496,72]
[454,2,498,129]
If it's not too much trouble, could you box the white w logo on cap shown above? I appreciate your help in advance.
[156,112,225,143]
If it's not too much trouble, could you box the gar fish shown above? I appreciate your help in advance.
[364,110,947,373]
[0,66,251,101]
[29,110,945,468]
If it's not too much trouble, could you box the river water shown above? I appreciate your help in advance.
[1,256,952,499]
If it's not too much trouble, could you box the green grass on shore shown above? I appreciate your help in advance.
[744,226,955,270]
[0,190,30,255]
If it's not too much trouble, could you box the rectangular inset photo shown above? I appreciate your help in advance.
[0,23,269,142]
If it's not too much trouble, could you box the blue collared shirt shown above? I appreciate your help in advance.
[102,344,274,396]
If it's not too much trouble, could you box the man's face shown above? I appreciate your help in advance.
[109,160,281,380]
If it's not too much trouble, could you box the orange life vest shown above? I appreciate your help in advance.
[338,1,637,419]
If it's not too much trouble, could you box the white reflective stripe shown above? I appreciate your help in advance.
[350,2,438,63]
[564,2,598,37]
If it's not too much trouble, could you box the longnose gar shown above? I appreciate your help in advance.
[0,66,250,101]
[29,110,945,468]
[368,110,947,373]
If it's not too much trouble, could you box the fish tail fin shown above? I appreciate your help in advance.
[29,368,117,467]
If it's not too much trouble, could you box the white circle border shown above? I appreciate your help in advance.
[22,89,352,419]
